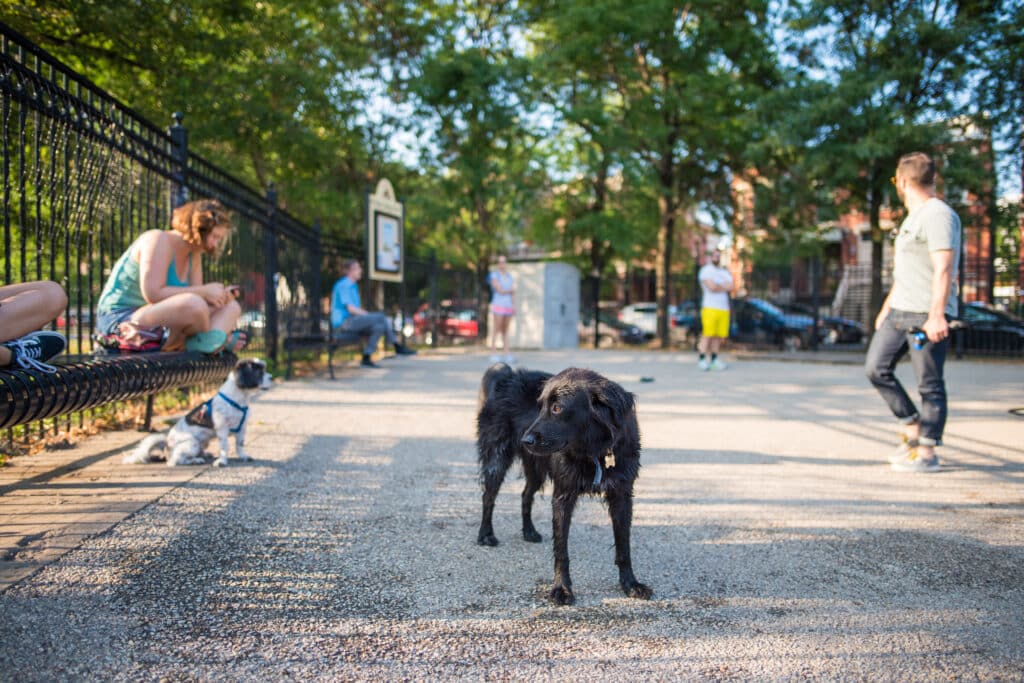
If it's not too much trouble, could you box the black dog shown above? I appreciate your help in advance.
[476,363,652,605]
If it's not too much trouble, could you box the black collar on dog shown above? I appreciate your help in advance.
[591,449,616,487]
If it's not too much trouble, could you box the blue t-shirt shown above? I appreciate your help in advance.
[331,277,360,327]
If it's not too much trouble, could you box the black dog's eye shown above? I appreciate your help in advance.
[550,402,562,415]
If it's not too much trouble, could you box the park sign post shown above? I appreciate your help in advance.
[366,179,404,283]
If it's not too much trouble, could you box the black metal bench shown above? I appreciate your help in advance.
[0,351,237,431]
[283,330,365,380]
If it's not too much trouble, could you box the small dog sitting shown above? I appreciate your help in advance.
[476,363,652,605]
[125,358,272,467]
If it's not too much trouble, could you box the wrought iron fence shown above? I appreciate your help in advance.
[0,25,319,451]
[744,262,1023,357]
[0,23,322,364]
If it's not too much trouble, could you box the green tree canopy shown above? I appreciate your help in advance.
[528,0,777,344]
[782,0,997,316]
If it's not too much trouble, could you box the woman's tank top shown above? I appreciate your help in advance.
[97,238,191,313]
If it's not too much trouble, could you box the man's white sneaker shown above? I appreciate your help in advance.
[710,359,727,371]
[697,358,710,371]
[889,434,916,464]
[890,449,940,472]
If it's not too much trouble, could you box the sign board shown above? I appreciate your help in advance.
[366,179,404,283]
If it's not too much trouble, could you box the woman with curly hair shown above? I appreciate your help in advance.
[96,199,245,353]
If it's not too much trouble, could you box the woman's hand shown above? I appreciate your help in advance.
[201,283,231,309]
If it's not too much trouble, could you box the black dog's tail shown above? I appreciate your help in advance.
[478,362,516,411]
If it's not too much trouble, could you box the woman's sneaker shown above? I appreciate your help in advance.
[2,331,67,373]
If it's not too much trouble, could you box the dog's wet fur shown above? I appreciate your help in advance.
[476,363,652,605]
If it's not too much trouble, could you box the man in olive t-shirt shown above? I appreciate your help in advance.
[865,151,961,473]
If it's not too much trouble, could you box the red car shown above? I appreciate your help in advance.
[412,304,479,344]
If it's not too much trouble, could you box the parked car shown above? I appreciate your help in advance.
[238,310,266,330]
[618,302,658,335]
[730,297,817,350]
[56,311,92,330]
[443,307,479,339]
[412,303,479,344]
[955,302,1024,354]
[618,301,681,338]
[775,302,866,345]
[670,300,701,345]
[579,311,647,347]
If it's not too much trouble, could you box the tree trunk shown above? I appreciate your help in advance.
[869,183,885,325]
[656,193,674,346]
[590,240,604,349]
[478,258,490,344]
[985,134,998,304]
[1019,112,1024,314]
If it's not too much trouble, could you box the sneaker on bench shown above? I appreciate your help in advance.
[2,331,67,374]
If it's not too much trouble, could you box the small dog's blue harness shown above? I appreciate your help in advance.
[216,395,247,432]
[215,392,248,433]
[188,392,248,434]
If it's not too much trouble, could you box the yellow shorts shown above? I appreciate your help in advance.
[701,308,730,338]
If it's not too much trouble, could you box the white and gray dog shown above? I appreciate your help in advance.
[125,358,272,467]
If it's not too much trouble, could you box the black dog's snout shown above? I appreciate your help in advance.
[521,432,536,446]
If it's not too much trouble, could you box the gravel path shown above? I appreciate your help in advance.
[2,349,1023,680]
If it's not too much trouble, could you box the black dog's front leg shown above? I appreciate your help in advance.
[606,487,652,600]
[520,457,546,542]
[549,488,579,605]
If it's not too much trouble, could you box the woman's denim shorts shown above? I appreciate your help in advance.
[96,308,137,336]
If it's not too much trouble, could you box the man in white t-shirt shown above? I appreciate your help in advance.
[697,249,734,371]
[865,151,960,473]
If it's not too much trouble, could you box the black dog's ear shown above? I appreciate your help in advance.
[587,382,635,452]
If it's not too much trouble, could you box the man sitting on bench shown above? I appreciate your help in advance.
[330,259,416,368]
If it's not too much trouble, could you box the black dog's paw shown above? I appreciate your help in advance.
[549,585,575,606]
[623,581,653,600]
[477,532,499,547]
[522,528,542,543]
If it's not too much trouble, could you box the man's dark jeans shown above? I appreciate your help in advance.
[337,312,395,356]
[864,309,949,446]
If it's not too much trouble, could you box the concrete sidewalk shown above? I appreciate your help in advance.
[1,348,1022,680]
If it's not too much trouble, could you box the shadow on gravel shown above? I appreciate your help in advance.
[2,426,1024,679]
